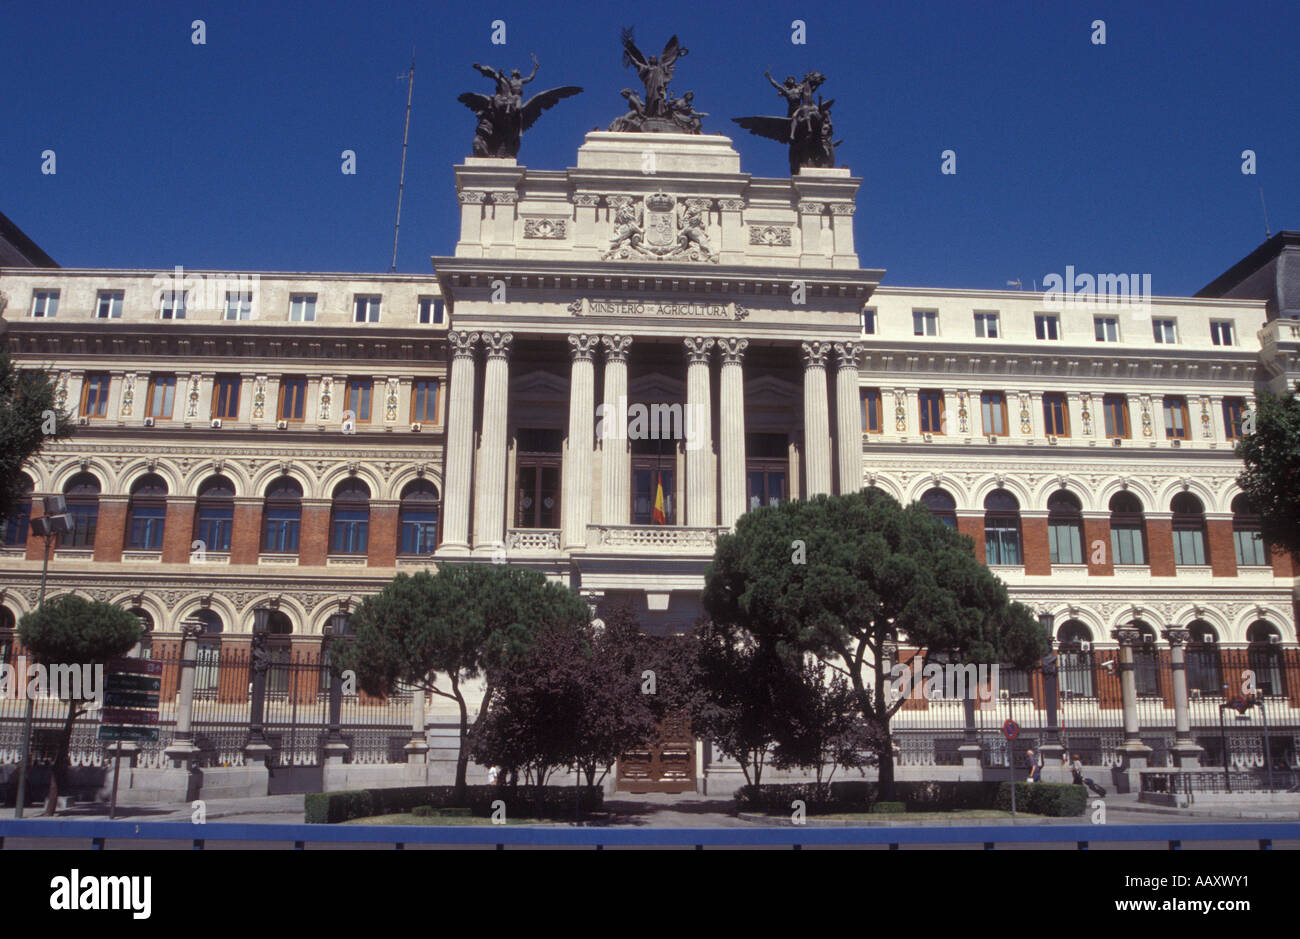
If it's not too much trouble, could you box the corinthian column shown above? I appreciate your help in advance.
[600,335,633,526]
[440,331,479,551]
[801,341,833,496]
[684,337,716,527]
[473,331,512,550]
[718,338,748,527]
[562,334,600,548]
[1162,627,1205,768]
[833,342,864,494]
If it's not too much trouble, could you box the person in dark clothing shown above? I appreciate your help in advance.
[1025,748,1042,782]
[1070,753,1107,796]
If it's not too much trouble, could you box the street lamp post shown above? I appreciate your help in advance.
[13,497,72,818]
[322,603,351,764]
[1038,611,1063,777]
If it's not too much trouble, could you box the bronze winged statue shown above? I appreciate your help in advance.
[609,28,702,133]
[458,55,582,158]
[733,70,842,175]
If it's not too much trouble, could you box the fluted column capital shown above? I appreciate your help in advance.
[717,337,749,365]
[601,334,634,361]
[833,341,863,370]
[568,333,600,360]
[801,341,831,369]
[481,331,513,359]
[1162,628,1190,647]
[448,330,480,358]
[683,336,715,363]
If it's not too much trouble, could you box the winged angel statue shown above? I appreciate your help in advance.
[457,55,582,158]
[607,29,705,133]
[732,70,842,175]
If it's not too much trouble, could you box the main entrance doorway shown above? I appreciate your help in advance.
[616,710,696,793]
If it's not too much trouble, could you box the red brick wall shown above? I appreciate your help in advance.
[1271,545,1298,578]
[1097,656,1123,709]
[161,499,196,564]
[1206,518,1238,578]
[230,501,263,565]
[92,499,126,563]
[1083,516,1114,576]
[299,503,331,566]
[1022,516,1050,575]
[154,638,182,701]
[957,514,985,564]
[1146,518,1176,576]
[367,503,398,568]
[218,638,252,705]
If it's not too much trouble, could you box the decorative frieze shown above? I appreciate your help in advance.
[384,378,400,422]
[318,376,333,422]
[185,375,202,419]
[523,218,567,239]
[457,190,487,204]
[252,377,267,421]
[119,374,136,418]
[748,225,793,246]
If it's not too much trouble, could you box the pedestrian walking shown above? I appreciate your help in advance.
[1070,753,1106,797]
[1025,748,1042,782]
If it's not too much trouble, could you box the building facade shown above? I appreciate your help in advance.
[2,130,1298,791]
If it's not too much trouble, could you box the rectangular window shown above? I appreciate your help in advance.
[127,506,165,550]
[1034,314,1059,340]
[1234,528,1267,566]
[345,378,372,423]
[913,310,938,336]
[919,390,945,434]
[1042,393,1070,436]
[81,373,111,417]
[289,295,316,322]
[746,468,787,511]
[418,297,444,325]
[212,375,241,419]
[1163,396,1189,439]
[146,375,176,419]
[861,308,876,335]
[1222,397,1246,441]
[1172,528,1206,566]
[985,522,1022,566]
[1110,526,1145,565]
[1094,316,1119,342]
[411,379,439,424]
[1049,522,1084,564]
[631,467,674,525]
[330,511,368,554]
[861,389,882,434]
[95,292,124,319]
[353,296,381,323]
[158,290,186,320]
[277,377,307,421]
[1152,319,1177,344]
[30,290,59,318]
[1103,394,1130,438]
[980,391,1007,436]
[974,312,1000,338]
[224,292,252,321]
[1210,320,1235,346]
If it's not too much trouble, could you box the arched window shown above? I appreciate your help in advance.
[1130,621,1162,697]
[190,609,223,696]
[62,472,101,548]
[1231,494,1267,566]
[1057,620,1095,698]
[1186,620,1222,695]
[1108,492,1147,566]
[0,606,15,666]
[1047,491,1084,564]
[398,479,440,555]
[262,477,303,553]
[263,610,294,696]
[194,476,235,553]
[330,479,370,554]
[983,490,1021,565]
[126,474,168,550]
[1247,621,1287,698]
[1171,493,1207,566]
[128,607,154,659]
[920,488,957,528]
[2,474,33,547]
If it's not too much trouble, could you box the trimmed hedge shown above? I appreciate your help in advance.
[305,785,604,824]
[735,780,1086,817]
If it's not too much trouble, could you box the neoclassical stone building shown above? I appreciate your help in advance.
[2,131,1297,790]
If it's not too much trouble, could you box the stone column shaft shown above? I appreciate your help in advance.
[1163,628,1204,767]
[833,343,863,494]
[601,335,633,526]
[802,342,833,496]
[684,337,716,527]
[474,331,513,549]
[718,338,748,527]
[441,331,479,550]
[563,335,599,547]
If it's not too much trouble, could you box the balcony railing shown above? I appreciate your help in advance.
[586,524,726,552]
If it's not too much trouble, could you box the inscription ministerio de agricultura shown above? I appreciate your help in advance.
[567,298,749,320]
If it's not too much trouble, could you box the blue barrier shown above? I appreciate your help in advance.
[0,819,1297,849]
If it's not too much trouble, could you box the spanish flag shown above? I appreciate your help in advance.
[651,472,667,524]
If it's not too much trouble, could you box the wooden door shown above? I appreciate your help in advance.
[617,710,696,793]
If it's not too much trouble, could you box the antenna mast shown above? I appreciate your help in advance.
[1259,185,1272,241]
[390,48,415,273]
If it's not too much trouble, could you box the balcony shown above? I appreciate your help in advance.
[586,524,725,553]
[505,529,561,552]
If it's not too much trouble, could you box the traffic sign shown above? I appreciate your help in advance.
[106,656,162,677]
[1002,719,1019,740]
[99,707,160,726]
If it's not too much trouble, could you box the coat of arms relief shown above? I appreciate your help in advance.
[602,192,717,262]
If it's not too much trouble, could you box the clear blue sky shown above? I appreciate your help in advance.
[2,0,1295,295]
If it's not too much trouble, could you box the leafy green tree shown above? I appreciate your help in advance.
[1236,383,1300,558]
[0,353,72,524]
[769,656,880,788]
[334,564,590,801]
[17,595,142,815]
[702,489,1048,799]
